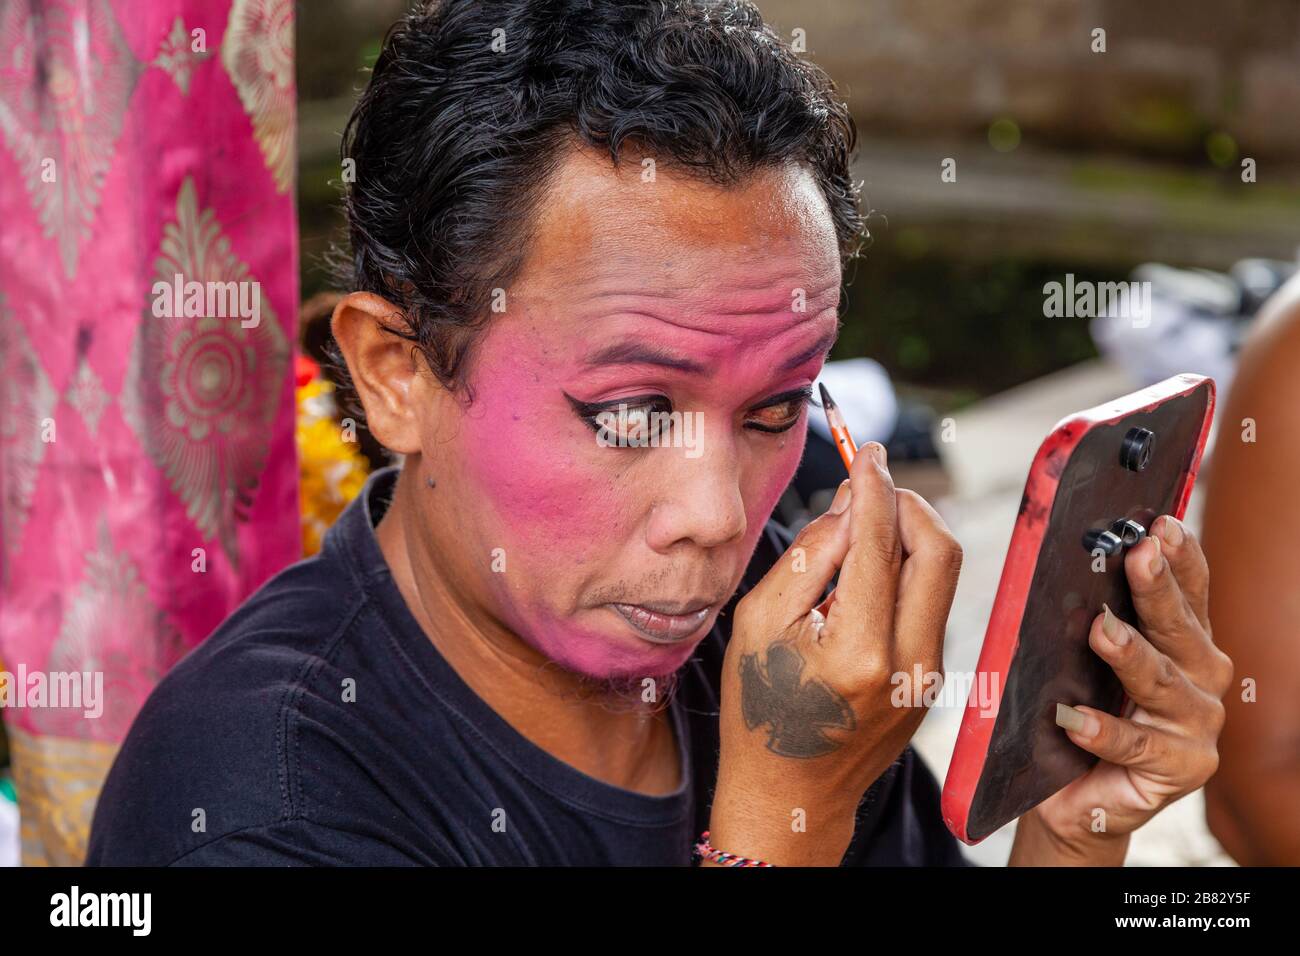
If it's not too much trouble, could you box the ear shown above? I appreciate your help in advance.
[330,292,429,456]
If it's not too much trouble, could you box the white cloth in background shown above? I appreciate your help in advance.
[809,358,899,445]
[0,792,18,867]
[1090,265,1240,398]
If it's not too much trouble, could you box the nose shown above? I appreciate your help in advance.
[643,432,748,553]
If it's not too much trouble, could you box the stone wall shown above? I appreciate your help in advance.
[755,0,1300,160]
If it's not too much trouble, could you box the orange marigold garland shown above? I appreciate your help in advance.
[295,355,370,555]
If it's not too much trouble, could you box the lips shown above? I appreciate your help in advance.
[609,601,714,644]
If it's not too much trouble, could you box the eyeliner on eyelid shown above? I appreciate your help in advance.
[565,385,815,411]
[562,386,814,439]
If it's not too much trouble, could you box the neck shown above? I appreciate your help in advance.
[374,462,681,796]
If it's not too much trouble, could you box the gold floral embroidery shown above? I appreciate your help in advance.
[0,298,57,583]
[120,177,289,569]
[0,0,139,278]
[63,353,111,438]
[152,15,212,95]
[222,0,295,193]
[31,520,185,742]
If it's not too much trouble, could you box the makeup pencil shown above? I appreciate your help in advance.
[819,382,858,472]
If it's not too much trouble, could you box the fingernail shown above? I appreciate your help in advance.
[829,480,852,514]
[1101,603,1130,646]
[1056,703,1100,738]
[1158,515,1184,547]
[869,442,887,467]
[1148,535,1164,576]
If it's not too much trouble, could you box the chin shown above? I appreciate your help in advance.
[537,613,711,687]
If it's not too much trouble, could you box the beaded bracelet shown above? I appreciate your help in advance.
[692,830,775,867]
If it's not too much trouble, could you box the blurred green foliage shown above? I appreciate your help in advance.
[835,244,1105,407]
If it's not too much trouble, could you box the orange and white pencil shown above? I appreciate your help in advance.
[818,382,857,472]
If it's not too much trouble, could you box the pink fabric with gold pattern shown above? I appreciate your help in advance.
[0,0,299,864]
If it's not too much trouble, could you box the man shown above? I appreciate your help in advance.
[1203,272,1300,864]
[88,0,1229,866]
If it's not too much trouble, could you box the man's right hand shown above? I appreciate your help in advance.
[708,442,963,866]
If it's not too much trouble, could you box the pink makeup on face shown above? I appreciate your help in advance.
[425,149,845,681]
[449,293,837,680]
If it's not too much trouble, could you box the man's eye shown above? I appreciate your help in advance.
[567,394,674,445]
[745,391,814,434]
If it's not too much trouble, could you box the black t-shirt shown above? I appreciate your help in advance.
[86,466,968,866]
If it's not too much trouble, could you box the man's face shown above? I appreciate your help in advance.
[417,146,842,682]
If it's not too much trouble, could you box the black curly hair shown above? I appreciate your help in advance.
[335,0,865,399]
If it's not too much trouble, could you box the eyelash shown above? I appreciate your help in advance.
[567,386,819,438]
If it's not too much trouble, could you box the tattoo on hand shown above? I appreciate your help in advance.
[739,642,855,757]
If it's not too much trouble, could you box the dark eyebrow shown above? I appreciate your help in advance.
[583,341,706,373]
[584,324,839,374]
[778,327,839,371]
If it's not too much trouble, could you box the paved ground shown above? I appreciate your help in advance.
[908,359,1235,866]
